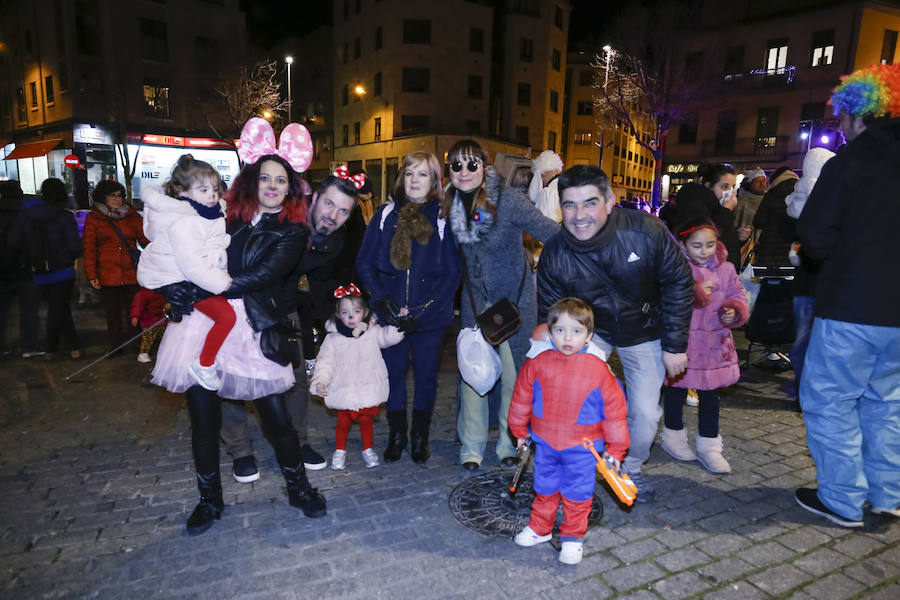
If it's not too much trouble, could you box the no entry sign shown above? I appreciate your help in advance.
[64,154,80,169]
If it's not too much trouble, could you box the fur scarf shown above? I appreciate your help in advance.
[389,200,433,270]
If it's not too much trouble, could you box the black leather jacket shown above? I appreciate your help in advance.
[223,213,308,332]
[536,208,694,353]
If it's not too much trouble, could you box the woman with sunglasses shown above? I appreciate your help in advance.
[446,139,560,471]
[356,151,461,464]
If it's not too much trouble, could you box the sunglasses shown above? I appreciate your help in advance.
[450,160,481,173]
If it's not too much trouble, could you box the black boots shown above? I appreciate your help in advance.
[384,410,408,462]
[186,471,224,536]
[282,464,327,518]
[410,409,432,464]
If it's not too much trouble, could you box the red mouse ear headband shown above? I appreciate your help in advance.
[334,283,362,298]
[237,117,313,173]
[333,165,366,190]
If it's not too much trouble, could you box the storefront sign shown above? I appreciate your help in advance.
[73,123,114,145]
[665,163,699,175]
[64,154,81,169]
[126,132,236,150]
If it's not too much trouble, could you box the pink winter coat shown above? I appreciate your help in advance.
[309,318,404,410]
[669,242,749,391]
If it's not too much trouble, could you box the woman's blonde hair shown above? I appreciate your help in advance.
[391,151,443,207]
[444,139,493,220]
[164,154,224,198]
[547,297,594,333]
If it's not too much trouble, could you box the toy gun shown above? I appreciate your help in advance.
[508,437,533,494]
[582,437,638,506]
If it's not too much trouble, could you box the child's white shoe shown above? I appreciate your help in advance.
[514,525,552,547]
[189,359,221,390]
[661,426,697,461]
[559,541,584,564]
[685,389,699,406]
[331,449,346,470]
[137,353,151,363]
[362,448,380,468]
[696,434,731,473]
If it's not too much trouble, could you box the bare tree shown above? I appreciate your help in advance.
[106,73,144,204]
[208,59,289,161]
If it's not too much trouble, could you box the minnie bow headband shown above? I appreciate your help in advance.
[334,283,362,298]
[333,165,367,190]
[237,117,313,174]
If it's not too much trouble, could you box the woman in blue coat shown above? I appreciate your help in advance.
[356,151,461,464]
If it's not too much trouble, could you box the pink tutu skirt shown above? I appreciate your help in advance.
[151,298,295,400]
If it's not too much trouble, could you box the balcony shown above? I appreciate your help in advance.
[700,135,793,159]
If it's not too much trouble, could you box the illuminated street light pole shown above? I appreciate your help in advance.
[285,55,294,123]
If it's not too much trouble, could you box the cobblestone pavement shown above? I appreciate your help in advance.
[1,306,898,599]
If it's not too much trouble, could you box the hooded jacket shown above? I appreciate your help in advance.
[798,117,900,327]
[669,182,741,271]
[10,197,83,284]
[536,208,694,353]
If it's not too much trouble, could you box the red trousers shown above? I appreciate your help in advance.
[193,296,236,367]
[528,491,592,540]
[335,406,380,450]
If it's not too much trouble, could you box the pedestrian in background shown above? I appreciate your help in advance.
[129,288,167,363]
[0,180,42,357]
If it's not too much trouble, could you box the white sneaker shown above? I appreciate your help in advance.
[685,389,699,407]
[559,541,584,564]
[362,448,380,468]
[189,359,221,391]
[514,525,552,547]
[137,353,151,363]
[871,505,900,517]
[331,449,346,470]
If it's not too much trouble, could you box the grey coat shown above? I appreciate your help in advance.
[453,171,560,369]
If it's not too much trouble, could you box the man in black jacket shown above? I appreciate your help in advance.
[220,175,359,482]
[793,71,900,528]
[537,165,693,502]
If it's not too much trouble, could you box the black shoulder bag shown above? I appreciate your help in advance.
[463,254,528,346]
[106,218,141,270]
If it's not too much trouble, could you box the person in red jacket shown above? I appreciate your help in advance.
[82,180,148,351]
[130,288,167,363]
[508,298,629,565]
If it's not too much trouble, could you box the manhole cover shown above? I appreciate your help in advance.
[448,470,604,538]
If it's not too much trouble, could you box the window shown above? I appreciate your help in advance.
[515,126,529,145]
[341,43,348,64]
[374,117,381,141]
[578,70,593,86]
[801,102,826,122]
[723,45,744,80]
[685,51,704,76]
[882,29,898,64]
[374,72,382,96]
[353,36,361,59]
[342,124,349,146]
[574,130,591,144]
[343,0,348,20]
[811,29,834,67]
[470,28,484,53]
[30,82,38,107]
[548,130,557,152]
[755,107,779,154]
[74,0,101,56]
[139,18,169,62]
[554,5,563,28]
[342,84,349,105]
[142,83,170,118]
[467,75,482,99]
[16,87,26,121]
[386,157,399,190]
[516,82,530,106]
[45,75,54,104]
[195,37,219,74]
[466,120,480,133]
[400,114,428,132]
[678,116,697,144]
[576,101,593,116]
[355,0,360,14]
[551,49,561,71]
[354,122,360,145]
[715,110,737,152]
[766,39,788,75]
[375,26,383,50]
[403,19,431,44]
[520,39,533,62]
[549,90,558,112]
[402,68,430,93]
[58,62,68,91]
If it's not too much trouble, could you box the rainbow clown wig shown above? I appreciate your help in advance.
[829,62,900,118]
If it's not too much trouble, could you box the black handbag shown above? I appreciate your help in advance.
[465,254,527,347]
[260,321,303,368]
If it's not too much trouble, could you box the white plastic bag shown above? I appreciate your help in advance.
[456,327,502,396]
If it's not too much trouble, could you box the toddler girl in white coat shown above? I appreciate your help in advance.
[137,154,235,391]
[310,284,404,470]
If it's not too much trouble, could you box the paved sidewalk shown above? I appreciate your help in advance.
[1,309,898,599]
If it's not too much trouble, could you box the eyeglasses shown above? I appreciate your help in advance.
[450,160,481,173]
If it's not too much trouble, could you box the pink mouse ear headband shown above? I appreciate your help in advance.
[237,117,313,173]
[333,164,367,190]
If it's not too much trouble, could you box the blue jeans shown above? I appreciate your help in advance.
[791,296,815,384]
[458,340,517,464]
[593,338,665,474]
[800,318,900,520]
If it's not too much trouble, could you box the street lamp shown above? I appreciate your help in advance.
[354,84,366,97]
[285,55,294,123]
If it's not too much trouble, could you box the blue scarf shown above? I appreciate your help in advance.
[179,196,223,220]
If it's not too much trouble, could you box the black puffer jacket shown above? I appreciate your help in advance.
[224,213,308,332]
[536,208,694,353]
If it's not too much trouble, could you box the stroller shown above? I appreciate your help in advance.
[743,266,795,368]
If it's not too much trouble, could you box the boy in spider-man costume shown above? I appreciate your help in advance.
[508,297,629,565]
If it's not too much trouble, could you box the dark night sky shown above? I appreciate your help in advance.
[241,0,621,49]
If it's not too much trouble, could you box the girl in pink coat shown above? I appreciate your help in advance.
[309,284,404,471]
[661,218,749,474]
